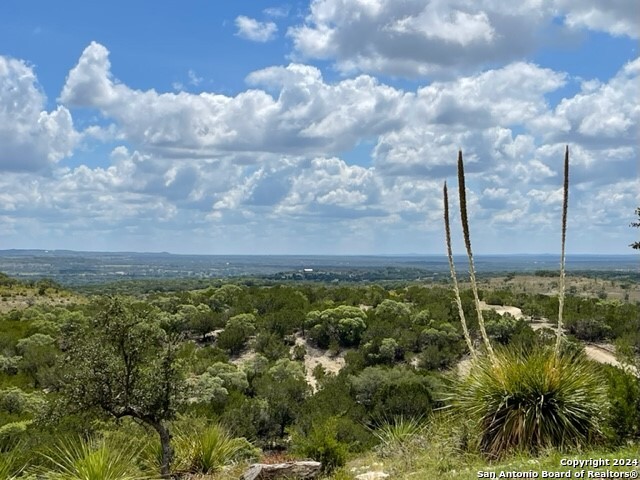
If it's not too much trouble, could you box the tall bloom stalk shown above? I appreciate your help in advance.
[443,181,477,358]
[457,151,495,362]
[555,146,569,358]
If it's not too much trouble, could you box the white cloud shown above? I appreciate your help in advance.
[235,15,278,42]
[288,0,553,77]
[2,37,636,254]
[60,43,410,157]
[287,0,637,78]
[554,57,639,142]
[0,56,78,171]
[264,6,290,18]
[556,0,639,38]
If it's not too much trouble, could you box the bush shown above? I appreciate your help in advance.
[351,367,437,420]
[174,423,258,474]
[569,318,612,342]
[451,348,608,458]
[291,417,348,474]
[35,435,149,480]
[602,365,640,442]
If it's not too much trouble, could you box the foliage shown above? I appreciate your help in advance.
[601,365,640,442]
[291,417,348,474]
[350,367,437,420]
[36,435,150,480]
[58,297,184,476]
[372,416,427,456]
[186,362,248,408]
[306,306,367,349]
[216,313,256,355]
[15,333,58,387]
[451,348,608,458]
[174,423,258,474]
[418,322,464,370]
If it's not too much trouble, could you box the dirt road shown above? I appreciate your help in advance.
[481,302,638,376]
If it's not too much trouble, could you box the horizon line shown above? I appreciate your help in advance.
[0,248,637,257]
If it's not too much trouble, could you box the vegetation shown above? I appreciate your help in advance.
[452,348,607,457]
[0,166,637,478]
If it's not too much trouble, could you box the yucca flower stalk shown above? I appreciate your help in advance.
[443,181,477,358]
[554,145,569,358]
[456,151,495,362]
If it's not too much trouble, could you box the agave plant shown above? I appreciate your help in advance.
[555,145,570,357]
[0,447,24,480]
[455,151,496,361]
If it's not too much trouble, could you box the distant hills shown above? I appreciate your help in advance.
[0,249,637,286]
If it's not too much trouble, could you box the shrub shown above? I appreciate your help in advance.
[372,415,427,456]
[36,435,149,480]
[291,417,348,474]
[351,366,436,420]
[174,424,258,474]
[568,318,612,342]
[601,364,640,442]
[451,347,608,458]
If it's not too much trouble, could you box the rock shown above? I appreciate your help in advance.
[240,461,322,480]
[355,472,389,480]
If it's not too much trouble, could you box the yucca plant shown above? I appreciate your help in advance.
[0,447,24,480]
[444,146,607,458]
[451,347,607,458]
[174,423,255,474]
[36,436,152,480]
[372,415,427,455]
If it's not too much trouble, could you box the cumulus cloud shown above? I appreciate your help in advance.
[235,15,278,42]
[287,0,637,78]
[288,0,553,77]
[373,62,566,175]
[0,56,78,171]
[2,35,635,254]
[60,43,409,157]
[556,0,639,38]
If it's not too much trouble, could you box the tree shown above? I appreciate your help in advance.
[631,207,640,250]
[58,297,184,477]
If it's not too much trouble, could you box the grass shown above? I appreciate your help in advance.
[329,412,640,480]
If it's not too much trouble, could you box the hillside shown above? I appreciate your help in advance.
[0,273,638,479]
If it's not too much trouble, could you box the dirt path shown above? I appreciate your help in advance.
[479,301,523,319]
[481,302,639,377]
[292,335,345,392]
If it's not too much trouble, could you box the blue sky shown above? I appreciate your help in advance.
[0,0,638,254]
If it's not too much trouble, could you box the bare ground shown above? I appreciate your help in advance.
[292,335,345,392]
[479,301,639,376]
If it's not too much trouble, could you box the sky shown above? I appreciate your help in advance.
[0,0,638,255]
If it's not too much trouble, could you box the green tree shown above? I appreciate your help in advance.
[217,313,256,355]
[58,297,184,477]
[15,333,57,387]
